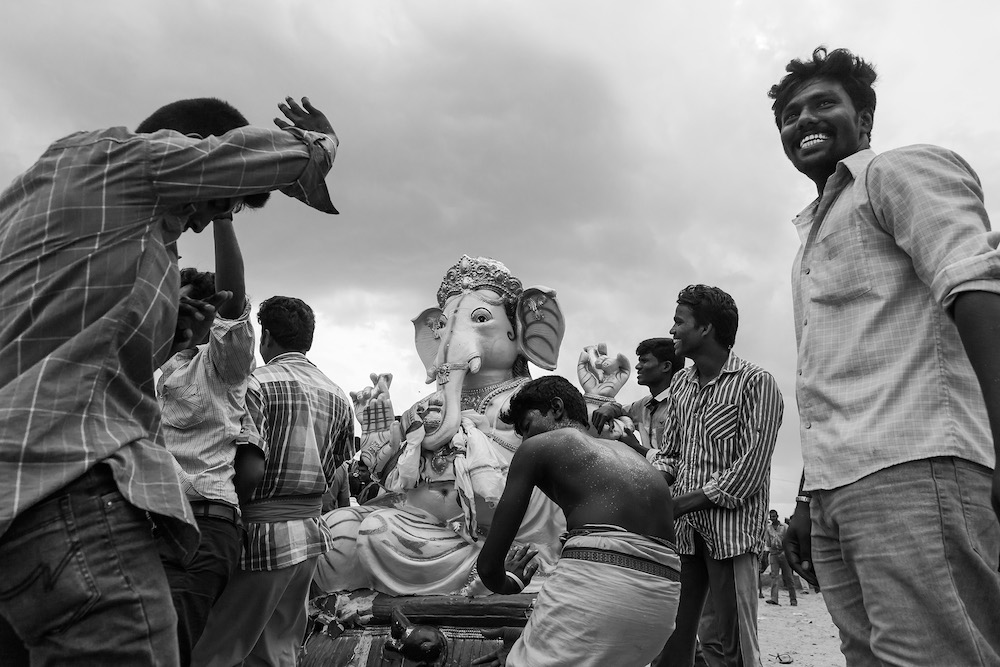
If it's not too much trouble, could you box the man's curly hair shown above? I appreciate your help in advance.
[258,296,315,352]
[677,285,739,350]
[501,375,589,435]
[180,268,216,301]
[768,46,878,141]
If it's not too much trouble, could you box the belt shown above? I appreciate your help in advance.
[189,500,240,525]
[561,546,681,581]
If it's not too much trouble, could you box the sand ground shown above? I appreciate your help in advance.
[757,587,844,667]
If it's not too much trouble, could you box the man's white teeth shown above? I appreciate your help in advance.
[800,133,829,149]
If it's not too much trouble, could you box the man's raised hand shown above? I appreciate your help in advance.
[274,96,338,147]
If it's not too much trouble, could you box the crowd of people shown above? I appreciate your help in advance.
[1,43,998,667]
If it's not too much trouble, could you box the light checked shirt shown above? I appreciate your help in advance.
[241,352,354,570]
[657,353,784,559]
[792,146,1000,491]
[158,297,262,507]
[0,124,337,552]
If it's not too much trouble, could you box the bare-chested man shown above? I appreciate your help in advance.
[474,375,680,667]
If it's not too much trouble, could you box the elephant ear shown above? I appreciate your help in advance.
[514,286,565,371]
[412,307,443,378]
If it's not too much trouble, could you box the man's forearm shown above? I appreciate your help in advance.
[213,219,246,319]
[953,291,1000,457]
[672,489,717,518]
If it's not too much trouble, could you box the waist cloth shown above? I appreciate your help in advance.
[505,525,682,667]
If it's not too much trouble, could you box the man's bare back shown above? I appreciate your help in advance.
[525,426,675,541]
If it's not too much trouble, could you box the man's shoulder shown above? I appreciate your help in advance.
[867,144,973,179]
[49,127,141,151]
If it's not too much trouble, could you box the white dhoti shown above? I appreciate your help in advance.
[506,527,681,667]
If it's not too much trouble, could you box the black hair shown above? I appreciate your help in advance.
[502,375,589,434]
[136,97,269,209]
[768,46,878,140]
[677,284,739,350]
[179,267,216,301]
[636,337,683,380]
[258,296,315,352]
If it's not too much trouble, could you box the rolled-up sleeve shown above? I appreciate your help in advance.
[145,126,338,213]
[867,145,1000,312]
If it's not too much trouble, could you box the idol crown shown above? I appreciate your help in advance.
[437,255,523,308]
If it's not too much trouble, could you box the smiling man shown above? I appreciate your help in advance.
[770,47,1000,666]
[652,284,783,667]
[0,96,338,664]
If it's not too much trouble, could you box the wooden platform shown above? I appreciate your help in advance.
[302,593,535,666]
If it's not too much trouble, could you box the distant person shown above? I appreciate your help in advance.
[474,376,680,667]
[769,46,1000,665]
[652,285,784,667]
[192,296,354,666]
[764,510,796,607]
[322,462,351,512]
[0,95,339,663]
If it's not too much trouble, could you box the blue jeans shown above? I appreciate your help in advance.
[811,457,1000,666]
[0,464,179,666]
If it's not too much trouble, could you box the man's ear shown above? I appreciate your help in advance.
[550,397,566,420]
[859,109,874,144]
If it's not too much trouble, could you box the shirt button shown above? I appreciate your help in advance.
[803,319,808,326]
[804,422,812,429]
[798,369,803,376]
[804,268,811,274]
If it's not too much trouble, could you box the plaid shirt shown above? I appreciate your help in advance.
[158,297,262,507]
[241,352,354,570]
[0,124,337,552]
[792,146,1000,491]
[656,353,784,559]
[625,389,673,454]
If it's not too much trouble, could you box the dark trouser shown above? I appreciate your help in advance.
[0,464,179,666]
[768,552,796,604]
[654,533,760,667]
[160,510,241,667]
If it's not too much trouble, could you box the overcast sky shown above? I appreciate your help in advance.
[4,0,997,518]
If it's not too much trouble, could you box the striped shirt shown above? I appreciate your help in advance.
[0,124,337,553]
[656,353,784,559]
[158,297,261,507]
[241,352,354,571]
[792,146,1000,490]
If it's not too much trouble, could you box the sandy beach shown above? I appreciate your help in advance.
[757,588,844,667]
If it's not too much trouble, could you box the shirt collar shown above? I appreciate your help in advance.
[267,351,310,365]
[679,351,746,387]
[792,148,878,242]
[651,387,672,402]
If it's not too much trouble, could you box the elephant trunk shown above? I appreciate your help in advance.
[420,361,469,450]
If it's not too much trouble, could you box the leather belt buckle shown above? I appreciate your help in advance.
[189,500,239,525]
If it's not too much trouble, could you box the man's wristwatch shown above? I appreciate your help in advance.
[795,494,812,504]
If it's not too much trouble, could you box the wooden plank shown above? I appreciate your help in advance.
[369,593,535,627]
[302,626,505,667]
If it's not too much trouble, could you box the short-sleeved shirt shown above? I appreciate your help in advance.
[158,297,262,507]
[0,125,337,553]
[791,146,1000,491]
[241,352,354,570]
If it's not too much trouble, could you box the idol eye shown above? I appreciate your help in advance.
[471,308,493,323]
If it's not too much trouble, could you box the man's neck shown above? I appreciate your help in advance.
[647,380,671,397]
[691,348,728,387]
